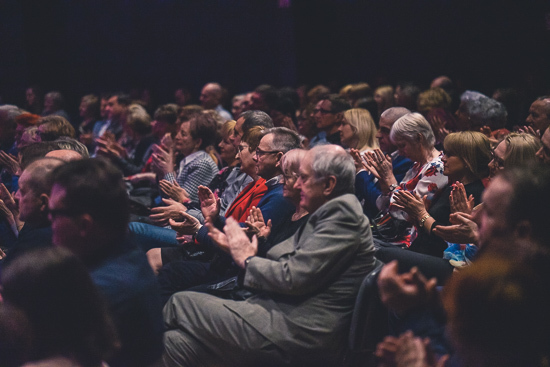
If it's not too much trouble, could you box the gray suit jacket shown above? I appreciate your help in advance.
[226,193,376,363]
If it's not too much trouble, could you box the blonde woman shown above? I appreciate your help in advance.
[338,108,379,153]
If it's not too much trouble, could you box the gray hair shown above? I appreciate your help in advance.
[0,105,24,125]
[460,91,508,129]
[390,112,435,148]
[280,149,307,177]
[265,127,302,153]
[380,107,411,125]
[309,145,355,196]
[53,137,90,158]
[239,110,273,133]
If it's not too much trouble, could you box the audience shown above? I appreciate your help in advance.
[2,76,550,367]
[163,145,376,366]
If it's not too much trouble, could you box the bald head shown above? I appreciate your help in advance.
[200,83,223,109]
[430,75,453,89]
[23,157,65,194]
[45,149,84,162]
[378,107,411,153]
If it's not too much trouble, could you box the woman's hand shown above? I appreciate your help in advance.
[149,198,187,226]
[198,185,220,221]
[449,182,474,215]
[432,212,479,244]
[245,206,272,238]
[159,179,190,204]
[364,149,396,191]
[349,148,366,174]
[169,211,201,236]
[160,133,174,151]
[392,190,429,223]
[151,144,174,177]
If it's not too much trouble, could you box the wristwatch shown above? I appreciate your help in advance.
[388,183,399,192]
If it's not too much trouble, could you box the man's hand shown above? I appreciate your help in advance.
[377,261,437,315]
[0,183,17,213]
[149,198,187,226]
[432,212,478,244]
[224,217,258,268]
[205,217,230,253]
[198,185,220,221]
[518,125,540,138]
[169,211,201,236]
[0,151,20,175]
[393,331,449,367]
[159,179,190,203]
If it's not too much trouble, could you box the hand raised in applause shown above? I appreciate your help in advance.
[205,216,230,253]
[364,149,397,192]
[377,260,437,316]
[151,144,174,177]
[159,179,190,204]
[392,190,429,224]
[149,198,187,226]
[198,185,220,221]
[224,217,258,269]
[432,212,478,244]
[245,206,272,238]
[169,210,201,236]
[0,151,20,175]
[449,182,474,215]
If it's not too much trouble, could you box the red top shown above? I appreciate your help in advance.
[224,178,267,222]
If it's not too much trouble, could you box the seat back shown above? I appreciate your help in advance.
[344,258,387,367]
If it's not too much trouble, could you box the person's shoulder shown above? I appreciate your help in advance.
[90,248,158,302]
[314,194,363,220]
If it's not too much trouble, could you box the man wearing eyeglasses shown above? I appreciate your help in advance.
[2,157,64,267]
[310,94,351,147]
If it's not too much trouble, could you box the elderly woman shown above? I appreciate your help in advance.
[338,108,379,153]
[366,112,447,245]
[489,132,541,177]
[392,131,492,257]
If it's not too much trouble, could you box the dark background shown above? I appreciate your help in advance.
[1,0,549,115]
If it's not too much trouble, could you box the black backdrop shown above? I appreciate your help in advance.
[1,0,549,114]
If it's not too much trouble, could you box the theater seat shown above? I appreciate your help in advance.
[343,258,387,367]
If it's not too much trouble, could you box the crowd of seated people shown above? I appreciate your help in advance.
[0,76,549,367]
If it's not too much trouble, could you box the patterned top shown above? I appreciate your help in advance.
[378,153,447,222]
[164,150,218,203]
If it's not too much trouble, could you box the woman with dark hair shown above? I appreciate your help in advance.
[1,247,119,367]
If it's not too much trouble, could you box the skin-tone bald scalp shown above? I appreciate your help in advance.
[45,149,83,162]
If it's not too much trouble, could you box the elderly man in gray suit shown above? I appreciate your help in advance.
[162,144,376,367]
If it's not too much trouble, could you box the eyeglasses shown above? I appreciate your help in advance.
[255,148,280,157]
[313,108,333,115]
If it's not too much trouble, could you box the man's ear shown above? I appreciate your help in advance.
[39,193,49,213]
[323,175,337,197]
[515,219,532,239]
[335,112,344,123]
[275,151,284,165]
